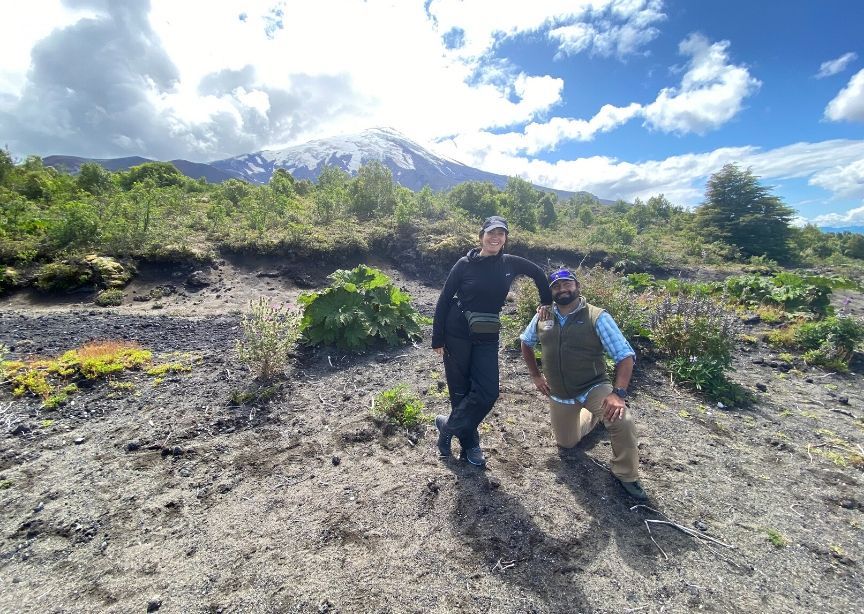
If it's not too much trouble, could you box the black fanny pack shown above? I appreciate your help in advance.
[463,310,501,335]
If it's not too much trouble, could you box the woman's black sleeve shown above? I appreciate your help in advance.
[509,255,554,305]
[431,260,465,348]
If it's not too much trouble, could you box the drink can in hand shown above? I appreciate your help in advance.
[538,306,553,331]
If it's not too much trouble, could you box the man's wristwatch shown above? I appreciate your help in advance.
[612,387,629,399]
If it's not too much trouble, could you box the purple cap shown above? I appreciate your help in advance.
[548,269,577,287]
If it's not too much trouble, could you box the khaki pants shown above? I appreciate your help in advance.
[549,384,639,482]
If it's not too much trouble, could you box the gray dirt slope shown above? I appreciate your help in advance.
[1,256,862,613]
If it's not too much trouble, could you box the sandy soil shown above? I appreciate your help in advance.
[1,255,862,613]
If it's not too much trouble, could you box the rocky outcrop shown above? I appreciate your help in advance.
[85,255,134,289]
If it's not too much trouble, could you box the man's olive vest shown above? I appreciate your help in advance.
[537,301,608,399]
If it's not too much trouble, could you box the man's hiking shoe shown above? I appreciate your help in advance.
[618,479,648,501]
[461,446,486,467]
[435,415,452,457]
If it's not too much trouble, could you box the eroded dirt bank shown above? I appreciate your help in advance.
[1,257,862,613]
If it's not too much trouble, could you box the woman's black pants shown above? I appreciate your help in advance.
[442,334,499,449]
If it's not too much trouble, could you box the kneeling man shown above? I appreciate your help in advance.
[520,269,647,500]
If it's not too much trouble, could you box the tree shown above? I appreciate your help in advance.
[0,148,13,185]
[244,186,285,236]
[538,193,558,228]
[576,206,594,226]
[611,199,630,215]
[119,162,185,190]
[646,194,679,221]
[840,232,864,260]
[21,172,48,200]
[77,162,113,195]
[47,200,99,250]
[294,178,313,196]
[791,224,833,258]
[504,176,539,231]
[447,181,499,219]
[350,161,396,218]
[695,164,795,260]
[221,178,251,206]
[415,185,440,218]
[314,165,350,222]
[624,198,653,231]
[394,186,419,227]
[269,168,296,199]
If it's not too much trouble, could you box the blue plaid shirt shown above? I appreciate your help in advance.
[520,302,635,404]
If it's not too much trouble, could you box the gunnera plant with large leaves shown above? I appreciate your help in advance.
[298,265,424,350]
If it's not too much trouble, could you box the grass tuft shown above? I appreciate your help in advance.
[765,528,788,548]
[372,384,430,428]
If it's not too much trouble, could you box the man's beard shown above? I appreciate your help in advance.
[554,291,577,305]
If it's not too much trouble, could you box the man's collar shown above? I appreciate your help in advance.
[553,297,586,318]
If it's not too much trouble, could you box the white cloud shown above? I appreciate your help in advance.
[825,68,864,122]
[0,1,97,95]
[816,52,857,79]
[549,0,666,58]
[809,205,864,227]
[431,137,864,217]
[642,34,760,134]
[433,33,758,158]
[430,0,666,59]
[522,103,643,153]
[0,0,673,160]
[808,158,864,200]
[0,0,572,158]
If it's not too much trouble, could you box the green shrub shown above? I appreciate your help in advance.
[650,295,740,365]
[35,261,92,292]
[755,304,787,324]
[372,384,429,428]
[667,356,727,394]
[236,297,300,381]
[623,272,656,292]
[501,277,541,349]
[579,266,650,339]
[95,288,124,307]
[299,265,424,350]
[793,316,864,371]
[650,295,741,399]
[725,272,855,316]
[656,278,721,297]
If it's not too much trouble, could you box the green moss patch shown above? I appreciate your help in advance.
[1,341,153,408]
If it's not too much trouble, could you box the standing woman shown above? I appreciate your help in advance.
[432,216,553,466]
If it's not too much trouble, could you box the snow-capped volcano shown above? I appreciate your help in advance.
[210,127,574,196]
[46,128,607,202]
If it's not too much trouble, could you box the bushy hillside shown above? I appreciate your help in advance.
[3,150,864,292]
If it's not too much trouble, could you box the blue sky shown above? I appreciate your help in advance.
[1,1,863,226]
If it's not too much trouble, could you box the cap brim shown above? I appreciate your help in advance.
[483,223,508,232]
